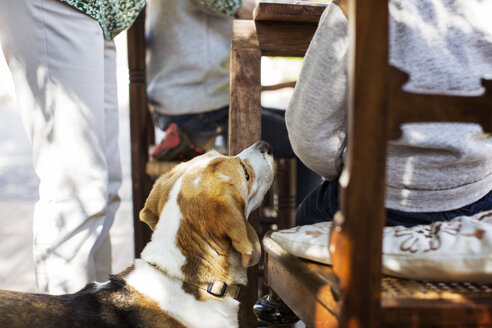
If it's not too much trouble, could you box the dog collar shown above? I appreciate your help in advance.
[206,281,244,300]
[146,262,244,301]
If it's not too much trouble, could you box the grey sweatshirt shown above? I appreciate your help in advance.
[286,1,492,212]
[145,0,232,115]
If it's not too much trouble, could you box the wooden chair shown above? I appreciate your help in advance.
[252,1,492,327]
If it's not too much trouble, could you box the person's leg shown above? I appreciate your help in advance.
[0,0,117,293]
[296,161,323,206]
[93,39,122,282]
[155,105,297,157]
[155,107,228,138]
[154,106,294,157]
[154,107,228,149]
[152,107,229,160]
[295,181,492,228]
[294,180,337,226]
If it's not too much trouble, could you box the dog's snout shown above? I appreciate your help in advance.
[255,141,273,155]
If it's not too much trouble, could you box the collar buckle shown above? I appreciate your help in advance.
[207,282,227,297]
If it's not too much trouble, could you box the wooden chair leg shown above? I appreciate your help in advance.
[255,159,298,326]
[258,158,297,297]
[127,9,154,257]
[275,158,297,230]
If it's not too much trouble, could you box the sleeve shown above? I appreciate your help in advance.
[198,0,244,17]
[285,4,349,181]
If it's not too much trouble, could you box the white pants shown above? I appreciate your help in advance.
[0,0,121,294]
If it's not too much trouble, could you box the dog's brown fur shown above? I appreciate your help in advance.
[0,276,184,328]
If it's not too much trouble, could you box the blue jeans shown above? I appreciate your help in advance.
[295,179,492,227]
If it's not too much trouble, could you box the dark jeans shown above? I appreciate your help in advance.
[155,106,322,205]
[295,179,492,227]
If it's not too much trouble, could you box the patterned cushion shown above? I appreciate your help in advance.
[270,210,492,283]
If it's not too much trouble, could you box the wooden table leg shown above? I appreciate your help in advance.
[275,158,297,230]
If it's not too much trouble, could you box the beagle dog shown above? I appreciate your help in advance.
[0,141,274,328]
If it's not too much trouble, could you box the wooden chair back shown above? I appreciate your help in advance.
[259,1,492,327]
[331,0,492,325]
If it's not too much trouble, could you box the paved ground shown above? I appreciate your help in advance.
[0,34,134,292]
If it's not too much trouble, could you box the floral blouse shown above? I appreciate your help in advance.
[59,0,146,40]
[200,0,243,17]
[59,0,243,40]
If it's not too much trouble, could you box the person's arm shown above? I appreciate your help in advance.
[285,3,349,181]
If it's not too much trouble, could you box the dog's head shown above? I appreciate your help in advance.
[139,141,274,283]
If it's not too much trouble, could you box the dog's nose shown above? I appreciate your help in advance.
[255,141,273,155]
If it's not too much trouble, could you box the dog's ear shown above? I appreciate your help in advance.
[243,220,262,267]
[140,172,180,231]
[223,204,261,268]
[139,181,162,231]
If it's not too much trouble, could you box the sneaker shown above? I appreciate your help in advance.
[150,123,205,161]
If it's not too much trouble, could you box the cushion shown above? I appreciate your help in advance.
[270,210,492,283]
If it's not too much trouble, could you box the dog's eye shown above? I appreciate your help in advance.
[240,162,250,181]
